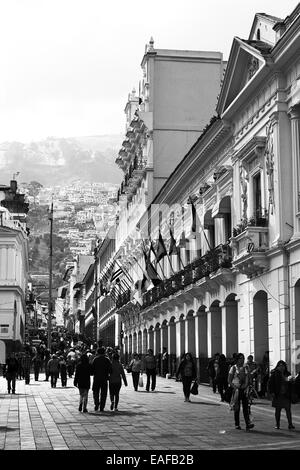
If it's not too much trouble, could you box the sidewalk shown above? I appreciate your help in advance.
[0,372,299,450]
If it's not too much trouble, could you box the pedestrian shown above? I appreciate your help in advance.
[59,356,68,387]
[74,354,91,412]
[4,352,19,394]
[32,353,42,381]
[228,353,254,431]
[90,347,112,411]
[176,352,197,402]
[16,352,24,380]
[109,353,127,411]
[207,353,220,393]
[268,360,295,430]
[43,349,51,381]
[162,347,169,377]
[67,348,76,378]
[47,354,60,388]
[22,350,32,385]
[128,353,142,391]
[215,354,229,402]
[143,349,157,392]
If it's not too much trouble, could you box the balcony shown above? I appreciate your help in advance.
[231,220,269,277]
[116,289,131,309]
[141,245,233,309]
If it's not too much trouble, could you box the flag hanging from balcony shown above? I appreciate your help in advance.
[169,228,178,255]
[143,246,161,286]
[156,230,167,262]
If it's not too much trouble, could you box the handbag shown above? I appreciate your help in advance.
[190,380,198,395]
[138,375,144,387]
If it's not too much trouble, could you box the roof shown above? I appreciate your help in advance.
[256,13,284,23]
[241,39,272,56]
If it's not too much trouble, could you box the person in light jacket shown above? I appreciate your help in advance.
[129,353,143,391]
[109,353,127,411]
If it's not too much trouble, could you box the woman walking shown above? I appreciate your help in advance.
[109,353,127,411]
[268,360,295,430]
[176,352,197,402]
[228,353,254,431]
[129,353,143,391]
[74,354,91,412]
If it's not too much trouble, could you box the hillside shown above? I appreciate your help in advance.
[0,134,124,186]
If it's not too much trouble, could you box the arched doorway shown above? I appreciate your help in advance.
[294,280,300,373]
[225,293,238,357]
[253,290,269,364]
[154,323,161,356]
[179,314,186,358]
[133,332,137,353]
[161,320,168,351]
[143,328,148,355]
[210,300,222,356]
[169,317,176,376]
[198,305,209,383]
[186,310,195,355]
[148,326,154,351]
[137,331,142,354]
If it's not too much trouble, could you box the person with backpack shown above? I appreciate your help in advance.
[228,353,254,431]
[268,360,295,430]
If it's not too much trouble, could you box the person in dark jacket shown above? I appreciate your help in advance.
[109,353,127,411]
[4,352,19,394]
[90,347,112,411]
[32,353,42,381]
[59,356,68,387]
[268,360,295,430]
[143,349,157,392]
[176,352,197,402]
[74,354,91,412]
[215,354,229,402]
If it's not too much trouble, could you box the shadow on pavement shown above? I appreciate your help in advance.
[138,390,176,394]
[88,410,146,417]
[244,429,300,437]
[190,401,221,406]
[0,426,19,433]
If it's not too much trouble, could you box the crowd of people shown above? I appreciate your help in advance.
[2,341,300,431]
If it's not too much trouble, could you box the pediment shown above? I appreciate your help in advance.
[216,37,270,116]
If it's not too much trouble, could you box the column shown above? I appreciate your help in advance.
[175,320,181,365]
[221,304,227,356]
[289,105,300,238]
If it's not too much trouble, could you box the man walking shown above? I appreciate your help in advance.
[4,352,19,394]
[144,349,157,392]
[90,347,112,411]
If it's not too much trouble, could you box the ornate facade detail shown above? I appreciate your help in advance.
[265,121,275,214]
[240,165,249,219]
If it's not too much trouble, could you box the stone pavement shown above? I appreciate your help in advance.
[0,372,300,450]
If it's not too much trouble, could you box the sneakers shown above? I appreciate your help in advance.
[110,402,114,411]
[275,425,280,429]
[246,423,255,430]
[187,399,191,403]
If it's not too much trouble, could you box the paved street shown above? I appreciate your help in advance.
[0,372,300,451]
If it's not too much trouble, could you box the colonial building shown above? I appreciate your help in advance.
[0,180,29,358]
[109,4,300,380]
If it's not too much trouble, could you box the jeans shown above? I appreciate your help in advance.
[146,368,156,391]
[109,382,121,408]
[50,373,59,387]
[6,373,16,393]
[132,372,140,391]
[234,389,250,427]
[79,388,89,410]
[217,377,228,401]
[182,376,193,399]
[93,381,108,410]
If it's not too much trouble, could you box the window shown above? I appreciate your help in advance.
[253,172,262,219]
[0,324,9,334]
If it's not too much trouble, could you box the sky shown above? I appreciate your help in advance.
[0,0,297,142]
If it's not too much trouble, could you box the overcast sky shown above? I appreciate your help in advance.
[0,0,297,142]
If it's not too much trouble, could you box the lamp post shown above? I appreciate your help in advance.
[48,201,53,350]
